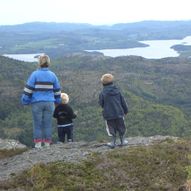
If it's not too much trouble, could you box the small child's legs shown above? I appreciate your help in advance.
[66,125,73,142]
[58,125,73,143]
[58,127,66,142]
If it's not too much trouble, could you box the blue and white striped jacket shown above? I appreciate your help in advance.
[21,68,61,105]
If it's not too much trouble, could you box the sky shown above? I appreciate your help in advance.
[0,0,191,26]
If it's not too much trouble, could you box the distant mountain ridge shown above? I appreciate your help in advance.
[1,20,191,34]
[0,22,95,32]
[1,20,191,56]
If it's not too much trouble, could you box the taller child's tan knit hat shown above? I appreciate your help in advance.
[101,73,114,85]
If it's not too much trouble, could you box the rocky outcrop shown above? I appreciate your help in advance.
[0,135,177,181]
[0,139,26,150]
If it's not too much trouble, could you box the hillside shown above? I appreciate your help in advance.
[1,20,191,190]
[0,136,191,190]
[0,54,191,147]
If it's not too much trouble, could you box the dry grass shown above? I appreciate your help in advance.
[0,148,27,159]
[0,140,191,191]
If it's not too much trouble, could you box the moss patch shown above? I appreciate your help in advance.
[0,148,27,159]
[0,140,191,191]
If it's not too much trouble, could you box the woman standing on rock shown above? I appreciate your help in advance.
[21,54,61,149]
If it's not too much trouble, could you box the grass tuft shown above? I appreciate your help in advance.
[0,148,27,159]
[1,140,191,190]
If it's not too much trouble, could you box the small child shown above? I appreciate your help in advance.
[53,93,77,143]
[99,73,128,148]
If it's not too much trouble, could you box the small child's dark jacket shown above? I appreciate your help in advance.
[53,104,76,125]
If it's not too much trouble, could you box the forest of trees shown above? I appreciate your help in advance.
[0,53,191,146]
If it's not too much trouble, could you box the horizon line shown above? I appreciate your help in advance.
[1,19,191,27]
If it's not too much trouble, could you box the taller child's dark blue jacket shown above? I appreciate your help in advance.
[99,83,128,120]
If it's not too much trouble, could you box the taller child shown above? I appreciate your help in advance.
[99,73,128,148]
[21,54,61,148]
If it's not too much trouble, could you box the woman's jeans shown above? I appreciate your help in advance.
[32,102,55,143]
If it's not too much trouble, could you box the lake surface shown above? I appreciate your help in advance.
[2,36,191,61]
[2,53,43,62]
[87,36,191,59]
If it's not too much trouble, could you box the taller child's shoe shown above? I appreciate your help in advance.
[119,137,128,146]
[106,136,116,149]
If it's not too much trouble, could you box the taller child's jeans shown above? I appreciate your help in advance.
[32,102,55,143]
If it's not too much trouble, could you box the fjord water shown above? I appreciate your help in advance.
[88,36,191,59]
[2,53,43,62]
[2,36,191,62]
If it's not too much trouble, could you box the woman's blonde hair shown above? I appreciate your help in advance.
[61,93,69,104]
[38,54,50,67]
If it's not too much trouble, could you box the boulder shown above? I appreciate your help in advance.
[0,139,26,150]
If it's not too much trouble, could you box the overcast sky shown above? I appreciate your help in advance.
[0,0,191,26]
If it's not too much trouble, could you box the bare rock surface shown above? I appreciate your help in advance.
[0,139,26,150]
[0,135,177,181]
